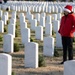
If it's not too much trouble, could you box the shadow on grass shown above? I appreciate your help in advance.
[11,53,24,58]
[16,70,63,75]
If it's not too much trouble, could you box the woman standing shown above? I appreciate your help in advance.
[58,5,75,64]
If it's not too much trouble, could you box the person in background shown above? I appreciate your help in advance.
[58,5,75,64]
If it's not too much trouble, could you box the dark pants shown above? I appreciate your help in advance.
[62,36,73,62]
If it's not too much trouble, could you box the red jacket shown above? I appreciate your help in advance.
[58,13,75,37]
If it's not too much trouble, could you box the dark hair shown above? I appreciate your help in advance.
[69,11,73,14]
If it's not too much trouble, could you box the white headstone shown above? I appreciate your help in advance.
[12,11,16,20]
[20,21,27,37]
[0,10,3,18]
[20,15,25,23]
[35,13,40,22]
[53,20,60,32]
[3,34,14,53]
[0,20,4,33]
[57,13,61,20]
[42,6,45,12]
[34,7,37,12]
[35,26,43,41]
[52,14,57,21]
[15,6,17,11]
[31,19,37,30]
[21,28,30,45]
[2,15,7,25]
[56,32,62,48]
[25,42,38,68]
[41,13,46,17]
[27,7,31,12]
[43,36,54,56]
[55,6,58,13]
[26,11,31,19]
[58,6,63,13]
[40,17,45,27]
[45,23,52,36]
[21,22,27,28]
[24,6,27,12]
[64,60,75,75]
[45,6,48,13]
[29,14,34,23]
[17,6,20,12]
[0,53,12,75]
[51,6,54,13]
[8,24,15,38]
[11,5,15,11]
[46,15,52,24]
[4,12,8,20]
[37,6,41,12]
[48,6,51,13]
[10,18,16,25]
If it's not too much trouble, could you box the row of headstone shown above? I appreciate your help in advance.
[2,10,61,55]
[24,36,55,68]
[19,11,55,67]
[10,5,63,13]
[1,4,10,11]
[20,12,44,44]
[0,37,58,70]
[4,1,75,13]
[8,11,16,38]
[0,9,61,28]
[20,10,62,48]
[0,11,17,35]
[0,2,63,68]
[1,38,54,69]
[20,13,30,45]
[2,2,65,13]
[19,12,38,68]
[3,11,16,53]
[0,37,54,74]
[0,9,61,71]
[0,11,16,34]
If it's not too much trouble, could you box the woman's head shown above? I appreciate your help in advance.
[63,5,73,16]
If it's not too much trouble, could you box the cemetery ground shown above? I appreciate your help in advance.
[0,10,75,75]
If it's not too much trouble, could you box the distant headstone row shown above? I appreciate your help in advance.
[0,1,75,13]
